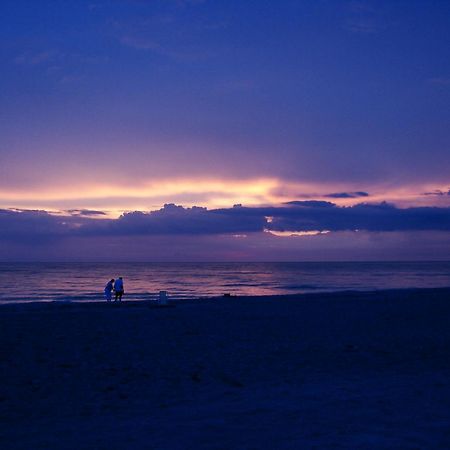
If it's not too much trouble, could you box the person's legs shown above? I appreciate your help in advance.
[114,291,119,302]
[118,291,123,301]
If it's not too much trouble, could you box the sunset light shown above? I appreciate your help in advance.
[2,2,450,448]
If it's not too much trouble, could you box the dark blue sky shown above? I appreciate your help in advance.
[0,0,449,260]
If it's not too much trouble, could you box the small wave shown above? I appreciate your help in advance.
[281,284,321,290]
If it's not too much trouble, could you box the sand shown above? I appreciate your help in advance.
[1,288,450,449]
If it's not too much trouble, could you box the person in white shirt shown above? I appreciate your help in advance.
[114,277,124,302]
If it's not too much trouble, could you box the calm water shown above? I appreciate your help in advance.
[0,262,449,303]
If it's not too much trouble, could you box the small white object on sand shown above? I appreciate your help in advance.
[158,290,168,305]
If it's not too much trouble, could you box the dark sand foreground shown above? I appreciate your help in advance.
[1,288,450,449]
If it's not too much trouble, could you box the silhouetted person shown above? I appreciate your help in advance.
[114,277,124,302]
[104,279,114,302]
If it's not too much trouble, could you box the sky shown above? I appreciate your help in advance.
[0,0,449,261]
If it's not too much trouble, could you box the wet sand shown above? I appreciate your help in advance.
[1,288,450,449]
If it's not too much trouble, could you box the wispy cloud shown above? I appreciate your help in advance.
[325,191,369,199]
[65,209,107,217]
[58,74,86,85]
[345,19,379,34]
[175,0,207,6]
[88,3,102,11]
[428,77,450,86]
[125,0,207,7]
[14,50,59,66]
[119,35,160,51]
[214,79,257,94]
[423,189,450,197]
[98,0,218,62]
[118,33,211,61]
[343,1,385,34]
[13,48,109,86]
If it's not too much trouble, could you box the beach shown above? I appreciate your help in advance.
[1,288,450,449]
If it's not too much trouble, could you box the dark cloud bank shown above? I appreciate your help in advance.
[1,201,450,242]
[325,191,369,199]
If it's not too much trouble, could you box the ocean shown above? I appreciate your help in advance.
[0,261,449,303]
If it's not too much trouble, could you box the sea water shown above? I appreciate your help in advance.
[0,261,449,303]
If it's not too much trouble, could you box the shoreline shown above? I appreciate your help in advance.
[1,285,449,310]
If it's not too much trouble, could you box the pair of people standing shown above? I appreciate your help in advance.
[104,277,124,302]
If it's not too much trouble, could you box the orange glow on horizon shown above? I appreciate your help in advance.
[265,229,331,237]
[0,178,275,200]
[0,177,448,218]
[0,178,280,217]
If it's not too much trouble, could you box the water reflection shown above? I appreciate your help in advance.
[0,262,449,303]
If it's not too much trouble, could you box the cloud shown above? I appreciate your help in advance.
[101,1,215,62]
[215,79,257,94]
[1,202,450,244]
[88,3,102,11]
[119,36,160,51]
[175,0,207,6]
[325,191,369,199]
[0,209,81,242]
[14,51,58,66]
[423,189,450,197]
[343,1,385,34]
[344,19,379,34]
[283,201,335,208]
[118,33,210,61]
[123,0,206,6]
[13,49,108,85]
[59,74,86,85]
[265,202,450,233]
[98,204,266,235]
[428,77,450,86]
[65,209,107,217]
